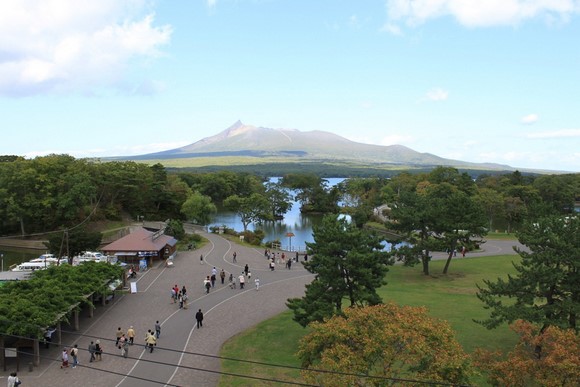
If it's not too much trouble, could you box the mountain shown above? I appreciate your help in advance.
[128,121,513,171]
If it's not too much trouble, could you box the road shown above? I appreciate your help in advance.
[23,227,313,387]
[7,232,523,386]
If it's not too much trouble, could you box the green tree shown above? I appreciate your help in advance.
[298,303,472,386]
[181,191,217,225]
[287,215,392,327]
[223,193,270,231]
[475,187,505,231]
[44,227,103,262]
[389,179,487,275]
[428,183,487,274]
[389,190,439,275]
[476,215,580,332]
[165,219,185,240]
[264,181,292,220]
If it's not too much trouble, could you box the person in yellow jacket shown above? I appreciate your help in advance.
[145,330,157,353]
[127,326,135,345]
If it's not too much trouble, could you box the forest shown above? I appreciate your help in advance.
[0,154,578,239]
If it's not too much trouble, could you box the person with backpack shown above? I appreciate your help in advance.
[70,344,79,368]
[7,372,21,387]
[204,276,211,294]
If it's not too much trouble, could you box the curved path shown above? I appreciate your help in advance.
[25,227,313,387]
[10,232,523,387]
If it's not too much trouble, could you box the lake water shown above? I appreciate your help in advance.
[208,177,345,251]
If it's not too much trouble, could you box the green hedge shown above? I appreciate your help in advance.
[0,262,123,338]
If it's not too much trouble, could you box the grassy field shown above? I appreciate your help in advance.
[218,254,520,386]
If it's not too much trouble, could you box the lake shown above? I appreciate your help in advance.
[208,177,345,251]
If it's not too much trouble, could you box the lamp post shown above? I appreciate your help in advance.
[1,253,3,272]
[286,232,295,252]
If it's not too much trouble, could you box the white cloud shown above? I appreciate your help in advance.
[521,113,539,124]
[378,134,415,146]
[0,0,172,96]
[424,88,449,101]
[386,0,580,28]
[207,0,217,8]
[381,22,403,35]
[526,128,580,138]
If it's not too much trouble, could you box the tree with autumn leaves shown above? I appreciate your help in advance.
[475,320,580,386]
[298,303,473,386]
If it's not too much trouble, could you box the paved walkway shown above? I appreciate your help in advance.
[2,231,522,387]
[2,227,313,387]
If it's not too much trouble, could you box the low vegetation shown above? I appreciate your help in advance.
[220,255,520,386]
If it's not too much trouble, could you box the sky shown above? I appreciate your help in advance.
[1,0,579,172]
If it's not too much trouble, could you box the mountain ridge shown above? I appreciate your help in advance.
[124,121,514,171]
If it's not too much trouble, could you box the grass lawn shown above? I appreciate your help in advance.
[380,255,519,354]
[219,311,307,387]
[219,254,521,386]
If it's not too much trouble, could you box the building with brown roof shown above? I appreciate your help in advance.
[101,227,177,270]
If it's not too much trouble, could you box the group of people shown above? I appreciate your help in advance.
[171,284,189,308]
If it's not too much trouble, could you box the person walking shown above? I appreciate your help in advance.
[118,334,128,358]
[88,341,96,363]
[155,321,161,339]
[195,309,204,328]
[244,264,249,276]
[95,340,103,361]
[60,348,69,368]
[220,269,226,284]
[200,254,204,264]
[127,326,135,345]
[255,277,260,291]
[146,332,157,353]
[238,273,245,289]
[232,251,237,262]
[115,327,123,346]
[70,344,79,368]
[7,372,20,387]
[178,292,184,309]
[183,292,189,309]
[120,335,129,358]
[210,273,216,288]
[204,276,211,294]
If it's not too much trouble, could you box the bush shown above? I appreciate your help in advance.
[242,230,264,246]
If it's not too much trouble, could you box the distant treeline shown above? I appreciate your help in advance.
[0,154,578,237]
[166,162,520,179]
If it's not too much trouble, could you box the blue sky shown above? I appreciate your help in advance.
[1,0,579,172]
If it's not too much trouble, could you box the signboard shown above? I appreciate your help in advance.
[130,282,137,294]
[5,348,17,358]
